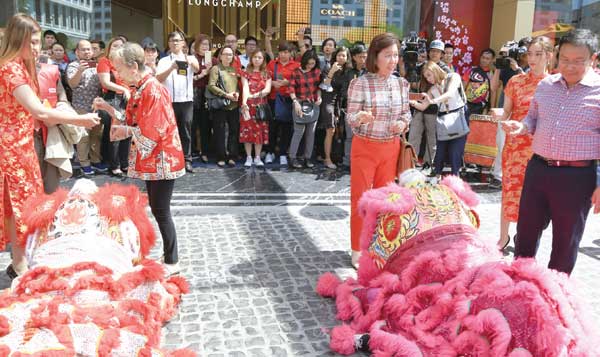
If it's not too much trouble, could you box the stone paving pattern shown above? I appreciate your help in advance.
[1,167,599,356]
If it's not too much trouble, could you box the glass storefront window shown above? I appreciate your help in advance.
[533,0,600,39]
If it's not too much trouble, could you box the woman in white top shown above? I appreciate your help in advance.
[410,61,467,178]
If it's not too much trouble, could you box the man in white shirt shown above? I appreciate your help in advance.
[239,36,258,69]
[156,31,200,173]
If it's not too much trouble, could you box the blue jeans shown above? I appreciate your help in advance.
[434,136,467,176]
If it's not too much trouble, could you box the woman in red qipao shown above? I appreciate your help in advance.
[93,42,186,277]
[495,36,553,250]
[240,49,271,167]
[1,13,99,279]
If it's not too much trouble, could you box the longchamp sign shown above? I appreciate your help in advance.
[187,0,262,8]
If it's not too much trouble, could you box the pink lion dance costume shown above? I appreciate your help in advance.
[0,179,194,356]
[317,171,599,356]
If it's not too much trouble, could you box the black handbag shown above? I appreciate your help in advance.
[205,68,231,110]
[255,103,272,122]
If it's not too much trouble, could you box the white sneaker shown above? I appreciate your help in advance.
[254,156,264,167]
[279,156,288,166]
[164,262,181,277]
[265,153,274,164]
[244,156,253,167]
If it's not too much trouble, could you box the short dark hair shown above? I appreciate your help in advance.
[518,36,532,48]
[444,43,454,50]
[277,41,292,52]
[351,44,367,56]
[300,50,320,70]
[244,36,258,45]
[559,29,599,57]
[51,42,65,51]
[90,39,105,50]
[168,31,185,41]
[303,35,313,46]
[43,29,56,38]
[366,32,400,73]
[481,48,496,58]
[321,37,336,49]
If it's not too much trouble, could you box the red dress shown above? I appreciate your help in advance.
[125,74,186,181]
[501,71,548,222]
[0,59,44,249]
[239,71,270,145]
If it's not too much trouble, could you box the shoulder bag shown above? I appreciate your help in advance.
[395,78,417,177]
[205,67,231,110]
[435,75,470,141]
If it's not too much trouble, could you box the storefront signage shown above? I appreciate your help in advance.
[187,0,262,8]
[320,4,356,19]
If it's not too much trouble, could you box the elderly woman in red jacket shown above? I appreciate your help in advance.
[93,42,185,276]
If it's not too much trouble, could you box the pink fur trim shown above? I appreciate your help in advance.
[369,321,423,356]
[316,273,341,298]
[329,325,357,355]
[440,175,479,208]
[357,254,382,286]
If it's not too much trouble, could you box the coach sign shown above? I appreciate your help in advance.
[187,0,262,8]
[320,4,356,19]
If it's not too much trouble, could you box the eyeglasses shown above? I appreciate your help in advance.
[558,57,589,67]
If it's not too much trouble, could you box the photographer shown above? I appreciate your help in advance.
[156,31,200,173]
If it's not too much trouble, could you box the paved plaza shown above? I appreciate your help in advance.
[1,165,599,356]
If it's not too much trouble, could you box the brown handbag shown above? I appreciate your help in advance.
[396,133,417,178]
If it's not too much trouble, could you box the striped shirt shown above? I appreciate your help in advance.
[346,73,411,140]
[523,70,600,161]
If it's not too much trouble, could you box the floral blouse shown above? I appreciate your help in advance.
[123,74,186,181]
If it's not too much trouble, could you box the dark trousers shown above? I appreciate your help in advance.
[267,99,293,156]
[434,136,467,175]
[192,89,212,156]
[212,108,240,161]
[146,179,178,264]
[173,101,194,163]
[515,156,596,274]
[100,94,130,170]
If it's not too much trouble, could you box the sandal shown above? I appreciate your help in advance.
[5,264,18,280]
[498,234,511,251]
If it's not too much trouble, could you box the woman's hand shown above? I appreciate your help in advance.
[121,88,131,102]
[315,97,322,106]
[390,120,407,134]
[293,101,303,117]
[75,113,101,128]
[357,110,374,125]
[501,120,526,135]
[92,97,110,112]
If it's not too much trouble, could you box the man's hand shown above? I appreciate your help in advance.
[502,120,527,135]
[357,111,374,125]
[592,187,600,214]
[390,120,407,134]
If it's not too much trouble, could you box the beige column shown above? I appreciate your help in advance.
[490,0,535,50]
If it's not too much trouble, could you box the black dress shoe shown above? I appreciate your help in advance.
[185,162,195,173]
[6,264,18,280]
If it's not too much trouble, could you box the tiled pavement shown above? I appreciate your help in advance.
[1,165,599,356]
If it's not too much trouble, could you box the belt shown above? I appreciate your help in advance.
[355,134,398,143]
[438,106,463,116]
[533,154,595,168]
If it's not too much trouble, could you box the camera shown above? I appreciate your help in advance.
[495,41,526,70]
[401,31,427,83]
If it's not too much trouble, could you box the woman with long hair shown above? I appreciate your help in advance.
[495,36,553,250]
[410,61,467,178]
[1,13,99,279]
[92,42,186,276]
[288,50,322,169]
[319,46,353,169]
[346,33,411,268]
[240,50,272,167]
[98,36,131,177]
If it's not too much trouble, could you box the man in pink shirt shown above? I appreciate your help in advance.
[503,29,600,274]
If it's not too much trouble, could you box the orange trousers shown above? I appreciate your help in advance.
[350,135,400,251]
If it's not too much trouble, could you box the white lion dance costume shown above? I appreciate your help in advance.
[317,171,599,356]
[0,180,193,356]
